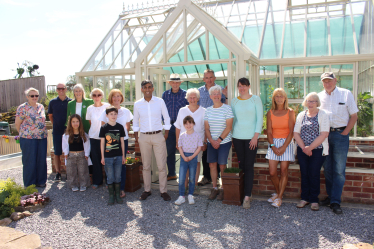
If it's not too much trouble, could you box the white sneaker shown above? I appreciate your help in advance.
[72,187,79,192]
[267,193,278,203]
[174,196,185,205]
[188,195,195,205]
[80,186,87,192]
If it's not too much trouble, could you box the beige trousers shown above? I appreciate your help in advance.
[66,152,90,189]
[138,132,167,193]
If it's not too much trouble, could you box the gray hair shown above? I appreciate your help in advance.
[209,85,222,95]
[302,92,321,107]
[73,83,86,100]
[90,88,104,99]
[186,88,200,100]
[25,87,39,96]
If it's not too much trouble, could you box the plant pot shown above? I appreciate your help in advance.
[125,162,141,192]
[16,140,20,144]
[221,170,244,206]
[5,138,9,143]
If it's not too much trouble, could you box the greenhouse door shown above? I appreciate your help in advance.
[148,68,170,182]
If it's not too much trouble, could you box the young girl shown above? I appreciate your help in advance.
[175,116,203,205]
[62,114,91,192]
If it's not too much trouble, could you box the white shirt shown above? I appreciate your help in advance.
[86,103,110,140]
[99,107,133,140]
[62,133,92,165]
[318,87,358,128]
[75,102,82,117]
[133,96,171,132]
[174,106,206,140]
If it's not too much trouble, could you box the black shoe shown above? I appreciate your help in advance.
[330,203,343,214]
[36,184,46,188]
[320,197,330,206]
[54,173,61,182]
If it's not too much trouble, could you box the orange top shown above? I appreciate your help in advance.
[271,110,290,138]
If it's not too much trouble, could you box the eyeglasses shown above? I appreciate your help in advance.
[57,88,66,91]
[307,100,317,103]
[92,94,102,97]
[29,95,39,98]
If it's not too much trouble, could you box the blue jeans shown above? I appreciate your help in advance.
[324,130,349,204]
[297,147,326,203]
[20,138,47,187]
[166,125,176,177]
[179,152,198,196]
[120,140,128,190]
[104,156,122,185]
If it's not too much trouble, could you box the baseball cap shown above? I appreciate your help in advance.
[321,72,336,80]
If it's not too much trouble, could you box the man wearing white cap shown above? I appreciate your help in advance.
[318,72,358,214]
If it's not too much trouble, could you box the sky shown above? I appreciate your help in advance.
[0,0,142,85]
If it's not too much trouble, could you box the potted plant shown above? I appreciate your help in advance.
[14,136,20,144]
[2,135,9,143]
[124,154,141,192]
[221,167,244,206]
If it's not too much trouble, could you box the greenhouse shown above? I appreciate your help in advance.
[76,0,374,138]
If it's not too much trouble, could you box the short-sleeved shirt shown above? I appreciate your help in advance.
[174,106,205,141]
[204,104,234,144]
[86,103,110,140]
[99,107,133,140]
[16,102,47,139]
[318,87,358,128]
[178,131,203,153]
[99,123,126,158]
[48,96,72,135]
[162,88,188,122]
[197,84,226,108]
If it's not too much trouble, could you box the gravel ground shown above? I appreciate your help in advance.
[1,160,373,249]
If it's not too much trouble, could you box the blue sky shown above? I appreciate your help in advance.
[0,0,137,85]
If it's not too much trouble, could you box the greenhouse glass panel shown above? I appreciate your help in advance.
[354,15,364,49]
[330,17,355,55]
[331,64,353,91]
[307,19,328,57]
[166,13,184,53]
[147,38,164,65]
[260,9,283,59]
[209,32,229,60]
[260,65,279,113]
[284,66,304,99]
[306,65,328,94]
[283,21,305,58]
[187,34,206,62]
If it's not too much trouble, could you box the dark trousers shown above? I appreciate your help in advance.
[120,140,128,190]
[20,138,47,187]
[297,147,326,203]
[90,138,103,186]
[233,138,257,197]
[166,125,176,177]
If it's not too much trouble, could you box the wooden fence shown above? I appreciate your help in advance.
[0,76,46,112]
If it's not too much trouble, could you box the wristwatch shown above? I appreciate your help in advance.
[270,144,275,148]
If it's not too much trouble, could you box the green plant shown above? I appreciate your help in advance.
[224,167,242,173]
[0,178,37,219]
[357,92,373,137]
[125,157,140,164]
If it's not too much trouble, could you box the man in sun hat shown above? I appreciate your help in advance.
[162,74,189,181]
[318,72,358,215]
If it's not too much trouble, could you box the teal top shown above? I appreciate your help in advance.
[231,95,263,139]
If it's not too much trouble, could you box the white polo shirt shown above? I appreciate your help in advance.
[318,87,358,128]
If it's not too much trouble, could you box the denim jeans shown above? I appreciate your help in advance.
[297,147,326,203]
[20,138,47,187]
[179,152,198,196]
[104,156,122,185]
[166,124,176,177]
[324,130,349,204]
[120,140,128,190]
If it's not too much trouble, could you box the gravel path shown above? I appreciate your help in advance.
[1,161,373,249]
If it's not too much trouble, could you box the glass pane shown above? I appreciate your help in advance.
[330,17,355,55]
[284,66,304,99]
[147,37,164,64]
[260,65,280,113]
[260,15,283,59]
[306,65,329,94]
[166,13,184,52]
[307,19,328,57]
[283,21,305,58]
[331,64,354,91]
[209,32,229,60]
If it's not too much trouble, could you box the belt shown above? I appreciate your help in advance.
[142,130,162,135]
[330,126,346,132]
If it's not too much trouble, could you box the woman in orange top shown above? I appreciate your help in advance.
[265,88,295,207]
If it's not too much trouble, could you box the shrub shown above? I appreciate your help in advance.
[224,167,242,173]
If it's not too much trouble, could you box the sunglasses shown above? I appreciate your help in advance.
[57,87,66,90]
[92,94,102,97]
[29,95,39,98]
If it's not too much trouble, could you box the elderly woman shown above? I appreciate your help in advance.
[231,78,263,209]
[294,92,330,211]
[66,84,94,133]
[86,88,110,189]
[204,85,234,201]
[266,88,295,208]
[15,88,48,187]
[99,89,133,198]
[175,88,206,194]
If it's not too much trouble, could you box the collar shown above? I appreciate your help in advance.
[141,95,155,102]
[324,86,339,95]
[204,83,217,91]
[168,88,182,94]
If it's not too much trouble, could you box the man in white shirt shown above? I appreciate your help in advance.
[133,80,171,201]
[318,72,358,215]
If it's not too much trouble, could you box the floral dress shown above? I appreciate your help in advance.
[16,102,47,139]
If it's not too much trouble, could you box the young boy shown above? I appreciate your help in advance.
[99,106,126,205]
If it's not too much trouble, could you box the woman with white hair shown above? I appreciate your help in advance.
[175,88,206,195]
[66,83,94,133]
[86,88,110,189]
[204,85,234,201]
[294,92,330,211]
[15,88,48,187]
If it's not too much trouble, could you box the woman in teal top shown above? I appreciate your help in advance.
[66,84,94,134]
[231,77,263,209]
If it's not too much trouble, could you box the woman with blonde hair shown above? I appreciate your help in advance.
[265,88,295,207]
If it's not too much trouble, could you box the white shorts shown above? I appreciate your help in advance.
[265,138,295,162]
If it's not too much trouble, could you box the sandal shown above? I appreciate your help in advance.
[267,193,278,203]
[296,200,310,208]
[271,198,282,208]
[120,190,126,198]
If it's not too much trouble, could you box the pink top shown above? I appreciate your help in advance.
[178,131,203,153]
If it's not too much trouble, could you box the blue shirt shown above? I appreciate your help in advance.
[48,96,72,135]
[162,88,188,122]
[197,84,226,108]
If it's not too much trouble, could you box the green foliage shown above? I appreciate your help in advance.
[357,92,373,137]
[262,84,274,132]
[224,167,242,173]
[0,178,37,219]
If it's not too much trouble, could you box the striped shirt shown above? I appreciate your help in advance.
[162,88,188,122]
[197,84,226,108]
[204,104,234,144]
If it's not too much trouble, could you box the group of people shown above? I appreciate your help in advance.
[15,69,358,214]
